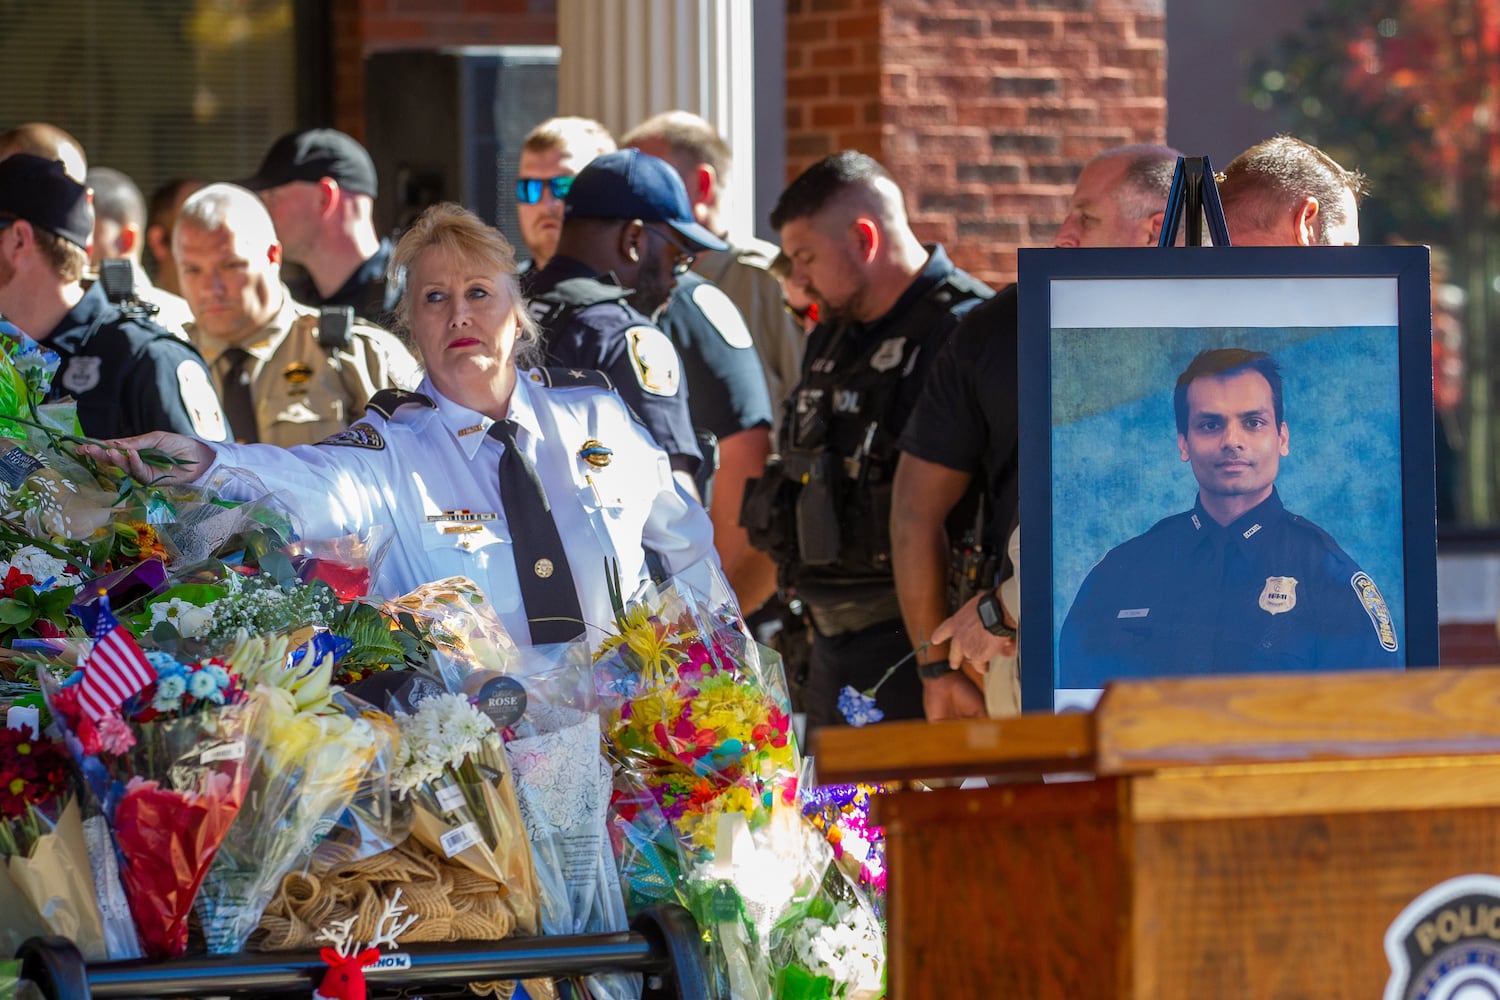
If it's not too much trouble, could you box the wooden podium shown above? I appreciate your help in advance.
[814,668,1500,999]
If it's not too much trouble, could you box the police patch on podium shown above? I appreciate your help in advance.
[1384,874,1500,1000]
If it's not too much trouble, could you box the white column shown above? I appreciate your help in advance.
[557,0,759,243]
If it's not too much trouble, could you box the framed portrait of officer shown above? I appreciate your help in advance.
[1017,245,1436,711]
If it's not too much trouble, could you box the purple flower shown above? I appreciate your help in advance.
[837,685,884,728]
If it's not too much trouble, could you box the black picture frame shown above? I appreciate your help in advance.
[1017,245,1436,711]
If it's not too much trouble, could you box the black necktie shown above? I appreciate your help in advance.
[489,419,584,644]
[219,348,259,444]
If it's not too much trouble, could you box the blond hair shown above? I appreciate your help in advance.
[390,202,541,366]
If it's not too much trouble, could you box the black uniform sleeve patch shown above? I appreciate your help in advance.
[365,388,436,420]
[318,421,386,450]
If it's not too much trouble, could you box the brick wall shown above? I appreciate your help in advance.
[332,0,557,141]
[786,0,1168,286]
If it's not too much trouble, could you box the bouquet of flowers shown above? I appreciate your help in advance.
[768,854,885,1000]
[593,574,797,861]
[801,781,887,904]
[0,723,110,958]
[40,597,257,959]
[391,691,541,937]
[194,631,394,953]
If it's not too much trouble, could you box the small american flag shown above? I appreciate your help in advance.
[79,590,156,721]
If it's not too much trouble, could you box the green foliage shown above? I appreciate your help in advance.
[1244,0,1472,241]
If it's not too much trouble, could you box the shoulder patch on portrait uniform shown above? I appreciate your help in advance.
[365,388,435,420]
[625,325,681,396]
[318,421,386,450]
[1350,571,1399,652]
[688,282,754,350]
[177,360,229,441]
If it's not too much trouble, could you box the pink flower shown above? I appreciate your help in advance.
[96,714,136,754]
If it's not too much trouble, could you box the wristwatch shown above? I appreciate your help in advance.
[917,659,953,680]
[977,590,1017,638]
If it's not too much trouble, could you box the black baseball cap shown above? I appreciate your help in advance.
[564,149,728,252]
[0,153,93,249]
[240,128,378,197]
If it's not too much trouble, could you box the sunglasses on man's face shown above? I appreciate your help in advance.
[515,176,574,205]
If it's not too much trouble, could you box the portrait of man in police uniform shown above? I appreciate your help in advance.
[1056,343,1403,688]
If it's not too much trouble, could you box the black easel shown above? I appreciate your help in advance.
[1156,155,1232,248]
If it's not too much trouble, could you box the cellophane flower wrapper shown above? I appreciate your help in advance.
[0,722,111,959]
[305,690,410,872]
[195,678,392,953]
[40,667,258,960]
[464,642,637,1000]
[381,576,521,693]
[282,525,392,602]
[608,770,689,912]
[768,843,886,1000]
[801,780,887,911]
[394,692,543,936]
[152,468,297,568]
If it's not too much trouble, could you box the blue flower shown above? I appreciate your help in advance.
[187,668,220,701]
[837,686,884,728]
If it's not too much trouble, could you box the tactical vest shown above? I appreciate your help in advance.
[765,270,990,589]
[526,276,632,336]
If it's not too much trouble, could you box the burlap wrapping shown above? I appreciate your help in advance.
[251,836,556,999]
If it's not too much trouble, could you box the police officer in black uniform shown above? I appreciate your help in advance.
[743,151,992,731]
[242,129,402,327]
[0,154,228,441]
[522,149,725,493]
[1059,348,1400,685]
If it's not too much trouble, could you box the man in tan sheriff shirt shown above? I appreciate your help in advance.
[173,182,419,447]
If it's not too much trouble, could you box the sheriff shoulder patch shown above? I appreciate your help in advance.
[319,421,385,450]
[689,282,753,350]
[1351,571,1399,652]
[626,325,681,396]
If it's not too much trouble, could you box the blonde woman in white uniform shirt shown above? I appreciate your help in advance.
[85,202,719,644]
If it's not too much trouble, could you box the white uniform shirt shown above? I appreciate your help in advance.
[204,370,720,644]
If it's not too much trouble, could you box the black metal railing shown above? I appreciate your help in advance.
[17,905,710,999]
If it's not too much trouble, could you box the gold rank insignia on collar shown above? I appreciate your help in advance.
[283,362,313,385]
[579,439,613,468]
[457,423,487,437]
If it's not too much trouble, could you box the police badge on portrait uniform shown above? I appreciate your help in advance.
[60,356,101,395]
[1258,576,1298,615]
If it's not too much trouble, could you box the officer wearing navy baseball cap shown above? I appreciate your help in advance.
[521,148,713,496]
[0,152,94,248]
[0,154,228,442]
[563,148,728,253]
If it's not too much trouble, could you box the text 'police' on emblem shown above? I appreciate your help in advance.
[1384,874,1500,1000]
[1258,576,1298,615]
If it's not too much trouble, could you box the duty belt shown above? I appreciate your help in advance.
[805,589,904,637]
